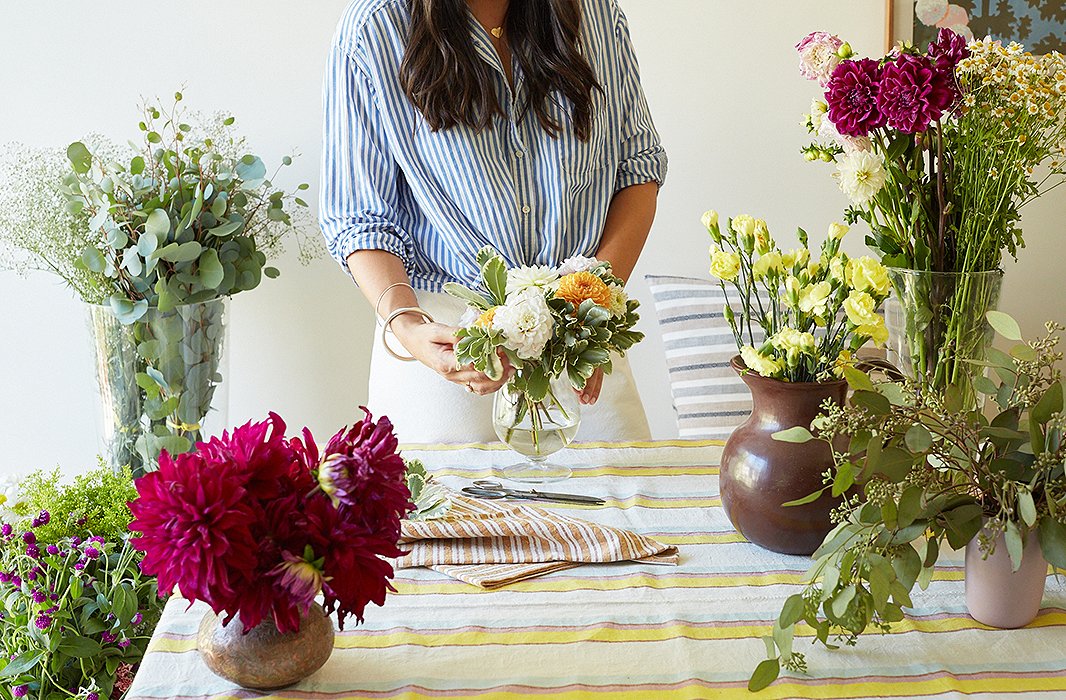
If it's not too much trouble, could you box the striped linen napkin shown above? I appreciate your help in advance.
[396,494,678,588]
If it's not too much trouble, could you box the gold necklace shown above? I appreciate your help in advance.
[490,26,503,38]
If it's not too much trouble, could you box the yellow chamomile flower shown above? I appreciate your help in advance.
[741,345,784,378]
[752,250,783,279]
[845,256,891,296]
[798,280,833,316]
[709,247,741,281]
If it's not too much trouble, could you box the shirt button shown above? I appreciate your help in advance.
[514,150,525,158]
[521,205,531,214]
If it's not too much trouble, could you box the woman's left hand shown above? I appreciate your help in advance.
[577,367,604,405]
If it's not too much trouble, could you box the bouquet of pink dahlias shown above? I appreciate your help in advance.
[702,210,891,383]
[128,409,410,633]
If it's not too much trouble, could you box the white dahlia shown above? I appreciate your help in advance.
[492,289,555,360]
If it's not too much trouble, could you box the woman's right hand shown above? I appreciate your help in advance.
[391,317,512,395]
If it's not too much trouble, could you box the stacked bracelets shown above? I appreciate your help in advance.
[375,282,435,362]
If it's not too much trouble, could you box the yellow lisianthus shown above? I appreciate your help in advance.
[833,349,854,377]
[731,215,756,252]
[709,247,742,281]
[857,316,889,345]
[845,255,891,296]
[741,345,784,378]
[798,280,832,316]
[844,290,880,327]
[754,219,772,255]
[770,328,817,355]
[752,250,783,279]
[782,247,810,271]
[828,222,849,240]
[782,275,802,308]
[828,254,846,282]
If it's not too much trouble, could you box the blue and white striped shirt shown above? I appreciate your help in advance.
[320,0,667,291]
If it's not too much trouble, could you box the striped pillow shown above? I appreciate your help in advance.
[644,275,764,440]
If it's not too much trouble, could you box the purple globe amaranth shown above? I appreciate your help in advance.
[0,524,11,538]
[876,53,956,133]
[34,613,52,630]
[825,58,886,137]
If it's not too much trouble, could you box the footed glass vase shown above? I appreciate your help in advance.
[86,297,229,478]
[884,268,1003,407]
[492,375,581,483]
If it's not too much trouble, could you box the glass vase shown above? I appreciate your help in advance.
[492,375,581,483]
[86,297,229,478]
[884,268,1003,407]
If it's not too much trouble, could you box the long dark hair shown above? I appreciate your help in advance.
[399,0,602,140]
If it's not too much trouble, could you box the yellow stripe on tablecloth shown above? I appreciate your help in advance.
[147,609,1066,654]
[391,569,965,594]
[399,439,726,451]
[425,464,720,478]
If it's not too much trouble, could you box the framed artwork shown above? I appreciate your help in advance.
[888,0,1066,53]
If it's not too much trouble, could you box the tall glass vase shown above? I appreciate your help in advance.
[86,297,229,478]
[492,375,581,483]
[884,268,1003,406]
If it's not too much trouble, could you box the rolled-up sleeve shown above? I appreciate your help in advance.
[320,39,414,276]
[612,4,668,192]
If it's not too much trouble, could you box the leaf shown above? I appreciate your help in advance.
[831,462,855,497]
[1005,521,1024,573]
[772,426,814,443]
[843,366,874,392]
[442,282,492,311]
[208,219,242,238]
[80,246,107,273]
[1018,489,1038,528]
[1038,518,1066,569]
[779,594,806,627]
[67,141,92,174]
[831,584,857,618]
[1032,381,1064,425]
[877,446,913,482]
[198,248,224,289]
[157,240,203,263]
[748,658,780,692]
[782,488,826,507]
[145,208,171,239]
[897,486,923,529]
[0,651,43,678]
[482,255,508,306]
[235,155,267,181]
[986,310,1022,341]
[108,296,149,325]
[264,266,280,279]
[904,424,932,453]
[57,635,102,658]
[852,389,891,415]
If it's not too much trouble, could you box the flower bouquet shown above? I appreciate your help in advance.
[0,463,164,700]
[445,248,643,481]
[127,409,410,689]
[796,29,1066,403]
[704,212,893,554]
[750,313,1066,691]
[0,92,316,476]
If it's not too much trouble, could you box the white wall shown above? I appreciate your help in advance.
[2,1,1063,477]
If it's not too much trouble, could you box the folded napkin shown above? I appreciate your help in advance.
[396,494,678,588]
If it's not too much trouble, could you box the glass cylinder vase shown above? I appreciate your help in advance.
[86,297,229,477]
[884,268,1003,407]
[492,375,581,483]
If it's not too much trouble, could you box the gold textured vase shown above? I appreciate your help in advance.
[197,603,335,690]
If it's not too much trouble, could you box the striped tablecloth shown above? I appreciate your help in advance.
[126,441,1066,699]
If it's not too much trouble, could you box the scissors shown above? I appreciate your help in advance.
[461,480,606,506]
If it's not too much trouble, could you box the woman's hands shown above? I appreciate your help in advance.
[391,315,512,395]
[577,367,604,405]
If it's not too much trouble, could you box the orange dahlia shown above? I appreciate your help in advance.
[555,271,612,307]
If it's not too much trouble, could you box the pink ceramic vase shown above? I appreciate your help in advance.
[965,528,1048,629]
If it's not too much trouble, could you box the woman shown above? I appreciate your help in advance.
[321,0,666,443]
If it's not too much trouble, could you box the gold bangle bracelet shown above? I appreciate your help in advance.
[381,306,435,362]
[374,282,415,324]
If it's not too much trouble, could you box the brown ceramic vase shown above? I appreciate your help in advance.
[720,355,848,555]
[197,603,335,690]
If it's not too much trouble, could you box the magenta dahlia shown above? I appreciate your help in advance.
[927,27,970,72]
[825,58,885,137]
[876,53,955,133]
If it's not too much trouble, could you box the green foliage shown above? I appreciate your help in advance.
[752,315,1066,691]
[0,466,166,699]
[403,458,450,521]
[11,460,137,545]
[60,93,316,321]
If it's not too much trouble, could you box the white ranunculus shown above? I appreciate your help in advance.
[834,151,888,207]
[492,289,555,360]
[505,265,559,296]
[556,255,598,276]
[457,306,480,328]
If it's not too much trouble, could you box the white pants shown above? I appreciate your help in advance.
[369,291,651,444]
